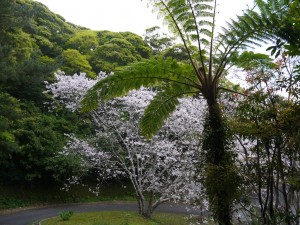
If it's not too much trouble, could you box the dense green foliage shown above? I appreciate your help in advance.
[0,92,88,184]
[256,0,300,56]
[89,31,152,72]
[60,49,96,77]
[0,0,152,185]
[231,50,300,224]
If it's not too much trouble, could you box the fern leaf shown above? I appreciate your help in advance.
[140,91,180,138]
[140,82,197,138]
[81,57,179,112]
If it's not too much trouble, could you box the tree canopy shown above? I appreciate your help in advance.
[0,0,152,185]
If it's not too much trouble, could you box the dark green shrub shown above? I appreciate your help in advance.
[59,210,74,221]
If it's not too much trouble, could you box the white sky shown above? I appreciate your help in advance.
[34,0,253,36]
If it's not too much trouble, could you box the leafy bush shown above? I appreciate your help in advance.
[59,210,74,221]
[0,197,25,209]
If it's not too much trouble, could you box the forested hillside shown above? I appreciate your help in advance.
[0,0,152,185]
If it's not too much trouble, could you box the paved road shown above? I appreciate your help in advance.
[0,202,200,225]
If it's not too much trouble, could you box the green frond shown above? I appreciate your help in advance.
[199,38,210,46]
[150,0,214,48]
[236,16,253,31]
[199,28,212,37]
[194,3,213,12]
[256,0,287,16]
[140,91,180,139]
[81,57,180,112]
[140,82,198,138]
[80,88,99,112]
[197,11,214,18]
[255,0,272,15]
[81,57,200,113]
[198,20,214,27]
[217,9,276,55]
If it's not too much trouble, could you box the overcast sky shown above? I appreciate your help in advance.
[34,0,253,36]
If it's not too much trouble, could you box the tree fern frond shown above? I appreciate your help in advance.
[150,0,214,46]
[140,92,179,139]
[199,28,213,37]
[197,11,214,18]
[199,38,210,45]
[194,3,213,12]
[198,20,214,27]
[81,57,201,112]
[80,88,99,112]
[81,57,180,111]
[255,0,271,15]
[236,16,253,31]
[140,83,198,138]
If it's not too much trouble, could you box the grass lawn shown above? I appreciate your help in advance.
[40,211,201,225]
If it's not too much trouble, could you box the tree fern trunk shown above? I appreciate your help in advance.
[203,98,237,225]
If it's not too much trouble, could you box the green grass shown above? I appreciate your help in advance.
[40,211,201,225]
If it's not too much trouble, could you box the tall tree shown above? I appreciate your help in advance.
[143,26,174,54]
[0,0,16,32]
[82,0,293,224]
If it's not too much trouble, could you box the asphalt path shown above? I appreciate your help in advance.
[0,202,200,225]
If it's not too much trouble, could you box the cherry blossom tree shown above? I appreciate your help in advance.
[46,71,206,218]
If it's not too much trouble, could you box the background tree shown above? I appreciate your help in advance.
[59,49,96,77]
[65,30,99,54]
[0,93,21,170]
[231,51,300,224]
[257,0,300,56]
[0,0,17,34]
[0,0,153,188]
[89,31,152,73]
[143,26,174,54]
[0,93,87,184]
[121,31,152,59]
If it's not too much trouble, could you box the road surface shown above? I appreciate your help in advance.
[0,202,200,225]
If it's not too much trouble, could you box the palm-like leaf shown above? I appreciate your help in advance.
[81,57,199,112]
[140,89,180,138]
[140,76,198,138]
[82,55,200,137]
[81,57,177,111]
[254,0,299,50]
